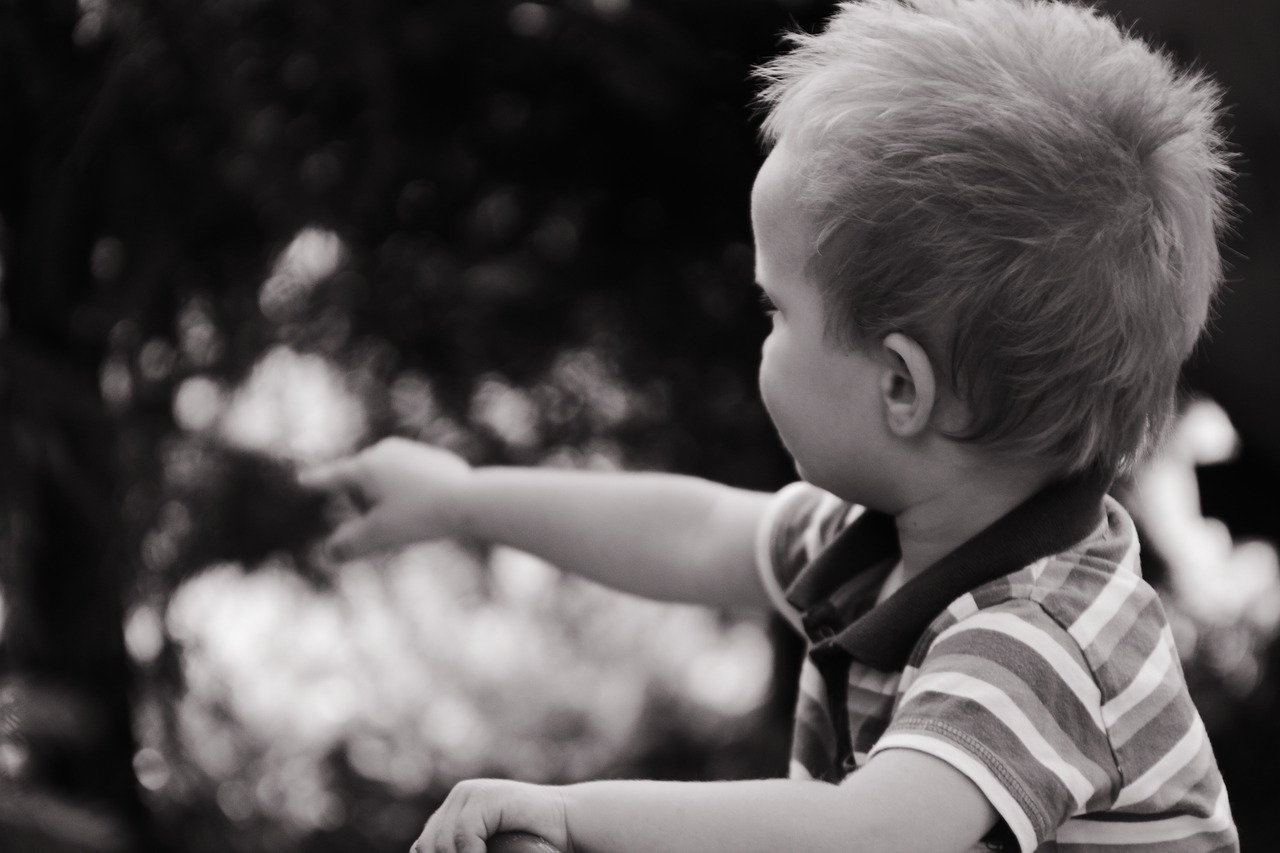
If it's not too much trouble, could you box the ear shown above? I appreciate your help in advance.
[878,332,937,438]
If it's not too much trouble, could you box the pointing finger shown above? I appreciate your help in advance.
[297,458,360,493]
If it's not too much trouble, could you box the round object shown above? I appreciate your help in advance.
[486,831,562,853]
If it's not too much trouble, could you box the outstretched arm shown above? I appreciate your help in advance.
[413,749,999,853]
[301,438,774,608]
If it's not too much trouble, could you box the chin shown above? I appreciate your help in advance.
[801,467,881,509]
[791,457,825,488]
[793,460,840,496]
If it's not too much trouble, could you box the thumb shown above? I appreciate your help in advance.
[325,513,389,562]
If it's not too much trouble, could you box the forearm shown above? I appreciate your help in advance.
[460,468,771,607]
[414,741,997,853]
[560,776,962,853]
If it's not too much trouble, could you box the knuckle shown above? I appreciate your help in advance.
[444,780,470,806]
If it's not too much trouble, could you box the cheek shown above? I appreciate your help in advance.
[757,340,799,437]
[757,335,780,404]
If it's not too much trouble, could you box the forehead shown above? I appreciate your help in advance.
[751,143,812,269]
[751,144,796,228]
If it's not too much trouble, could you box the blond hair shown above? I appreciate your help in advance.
[756,0,1233,475]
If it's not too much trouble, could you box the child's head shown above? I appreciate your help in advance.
[753,0,1232,479]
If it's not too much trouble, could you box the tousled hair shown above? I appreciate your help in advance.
[755,0,1233,476]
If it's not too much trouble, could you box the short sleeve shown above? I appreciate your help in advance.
[754,481,859,633]
[869,598,1120,853]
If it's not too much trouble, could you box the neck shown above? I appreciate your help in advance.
[893,457,1055,581]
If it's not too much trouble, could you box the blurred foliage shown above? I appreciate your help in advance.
[3,1,822,850]
[1,1,1277,852]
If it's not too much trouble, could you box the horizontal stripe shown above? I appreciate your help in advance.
[901,657,1114,814]
[1086,583,1156,668]
[933,610,1104,730]
[852,715,890,756]
[792,711,837,781]
[1114,717,1206,809]
[947,593,979,621]
[787,758,814,780]
[801,510,823,559]
[1111,681,1182,752]
[1030,556,1077,600]
[1056,788,1234,845]
[1069,560,1142,648]
[896,662,920,695]
[844,681,895,720]
[1117,524,1141,572]
[804,491,847,558]
[769,488,1235,850]
[847,663,899,694]
[1110,658,1186,749]
[872,732,1038,853]
[1103,628,1176,729]
[904,671,1096,809]
[798,660,828,706]
[1115,689,1198,788]
[756,482,811,631]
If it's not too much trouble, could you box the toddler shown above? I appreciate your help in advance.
[304,1,1236,850]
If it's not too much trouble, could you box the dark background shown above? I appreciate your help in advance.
[1,1,1277,851]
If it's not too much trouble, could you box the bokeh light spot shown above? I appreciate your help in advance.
[508,3,550,37]
[100,358,133,409]
[259,227,346,323]
[125,605,165,664]
[90,236,126,281]
[219,346,365,464]
[178,297,224,368]
[470,377,540,448]
[133,747,170,791]
[173,376,226,432]
[139,338,176,383]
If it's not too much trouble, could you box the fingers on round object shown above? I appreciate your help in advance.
[485,832,562,853]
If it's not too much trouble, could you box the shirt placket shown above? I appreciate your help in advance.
[805,601,858,781]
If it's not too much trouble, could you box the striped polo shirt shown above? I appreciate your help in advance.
[755,475,1238,853]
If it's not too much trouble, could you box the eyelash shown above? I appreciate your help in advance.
[759,291,778,315]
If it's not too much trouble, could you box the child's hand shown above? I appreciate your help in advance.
[298,438,473,561]
[411,778,571,853]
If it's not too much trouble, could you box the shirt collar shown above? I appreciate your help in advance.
[789,472,1113,671]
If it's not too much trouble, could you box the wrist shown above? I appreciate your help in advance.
[558,783,588,853]
[450,463,482,540]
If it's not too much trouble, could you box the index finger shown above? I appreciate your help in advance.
[297,458,360,493]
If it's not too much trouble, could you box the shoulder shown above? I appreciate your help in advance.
[757,481,862,589]
[971,496,1167,698]
[883,498,1235,849]
[921,496,1159,672]
[902,495,1171,752]
[916,495,1211,792]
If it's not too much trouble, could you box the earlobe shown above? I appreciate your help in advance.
[880,333,937,437]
